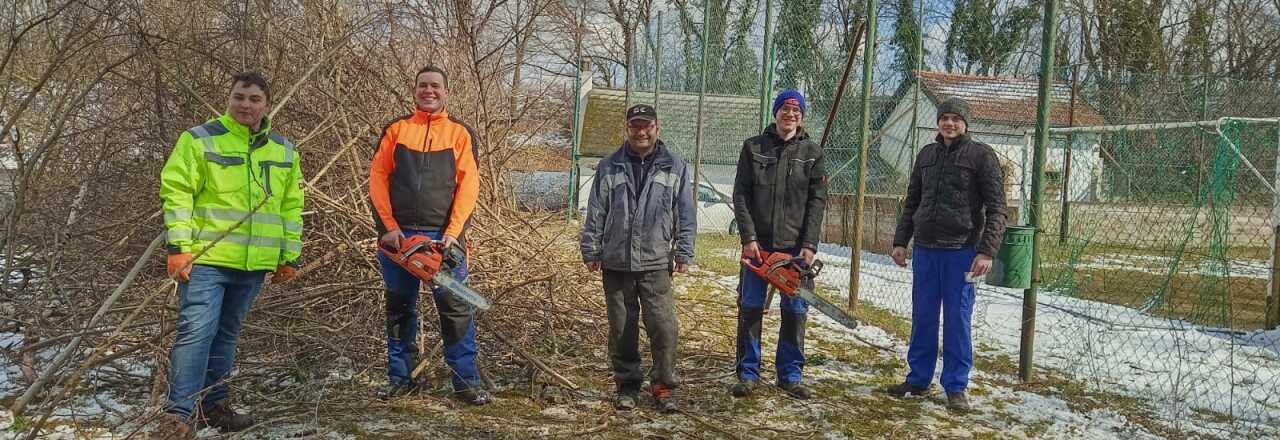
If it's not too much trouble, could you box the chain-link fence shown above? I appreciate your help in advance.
[562,1,1280,437]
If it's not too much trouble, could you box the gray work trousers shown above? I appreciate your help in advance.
[602,268,679,389]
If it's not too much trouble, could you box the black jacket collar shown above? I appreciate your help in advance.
[934,132,972,151]
[765,123,811,144]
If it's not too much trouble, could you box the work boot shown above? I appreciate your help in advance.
[729,379,758,398]
[779,381,812,400]
[456,386,491,406]
[652,383,677,414]
[148,412,195,440]
[883,381,935,398]
[197,400,255,432]
[614,392,638,411]
[380,379,418,400]
[615,384,640,410]
[946,392,971,412]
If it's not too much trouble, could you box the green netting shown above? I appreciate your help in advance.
[1039,119,1277,330]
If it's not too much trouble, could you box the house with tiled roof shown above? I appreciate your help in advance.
[876,70,1107,205]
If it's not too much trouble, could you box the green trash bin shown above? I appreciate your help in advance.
[987,226,1035,289]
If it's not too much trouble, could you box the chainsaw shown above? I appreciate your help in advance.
[381,235,492,311]
[741,250,858,330]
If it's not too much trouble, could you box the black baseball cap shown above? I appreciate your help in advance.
[626,104,657,122]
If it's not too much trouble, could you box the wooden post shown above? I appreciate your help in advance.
[1059,65,1078,244]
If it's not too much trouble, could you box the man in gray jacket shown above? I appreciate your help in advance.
[580,103,696,413]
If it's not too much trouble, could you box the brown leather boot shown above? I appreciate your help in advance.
[197,400,255,432]
[147,413,195,440]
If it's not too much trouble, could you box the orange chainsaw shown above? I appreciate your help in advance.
[381,235,492,311]
[742,250,858,329]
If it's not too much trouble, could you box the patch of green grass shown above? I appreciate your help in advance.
[694,233,742,276]
[1040,263,1269,329]
[847,300,913,340]
[7,415,31,433]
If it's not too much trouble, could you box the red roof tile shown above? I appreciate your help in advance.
[916,70,1106,127]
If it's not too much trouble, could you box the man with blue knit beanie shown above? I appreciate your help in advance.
[730,89,827,399]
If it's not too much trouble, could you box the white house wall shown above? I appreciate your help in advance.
[875,87,1102,203]
[876,83,936,186]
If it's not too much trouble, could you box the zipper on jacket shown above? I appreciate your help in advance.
[244,143,253,270]
[928,144,956,245]
[772,137,790,247]
[419,116,433,192]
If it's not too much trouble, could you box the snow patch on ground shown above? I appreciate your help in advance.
[811,244,1280,438]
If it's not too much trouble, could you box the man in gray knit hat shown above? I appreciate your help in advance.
[883,97,1007,411]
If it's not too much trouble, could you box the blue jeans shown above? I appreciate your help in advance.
[377,229,480,391]
[906,246,977,394]
[166,265,266,418]
[735,246,809,385]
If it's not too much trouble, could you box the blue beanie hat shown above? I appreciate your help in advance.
[772,89,806,117]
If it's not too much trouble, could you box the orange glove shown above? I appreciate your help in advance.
[272,265,298,283]
[167,253,194,282]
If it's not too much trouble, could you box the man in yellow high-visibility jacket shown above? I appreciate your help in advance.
[153,71,304,438]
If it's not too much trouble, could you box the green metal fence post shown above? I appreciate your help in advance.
[1269,125,1280,330]
[1020,0,1061,383]
[907,0,924,158]
[654,11,662,115]
[848,0,878,311]
[694,0,708,192]
[759,0,774,132]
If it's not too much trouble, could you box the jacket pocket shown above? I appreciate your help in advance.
[750,152,777,186]
[204,152,248,194]
[917,154,938,198]
[657,188,673,242]
[953,162,978,195]
[258,160,293,198]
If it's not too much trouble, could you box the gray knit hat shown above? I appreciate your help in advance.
[936,97,971,123]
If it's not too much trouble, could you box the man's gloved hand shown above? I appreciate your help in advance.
[167,253,194,282]
[441,234,459,251]
[799,248,817,266]
[741,241,761,262]
[380,229,405,251]
[272,264,299,283]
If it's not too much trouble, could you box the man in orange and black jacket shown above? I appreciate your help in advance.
[369,65,487,405]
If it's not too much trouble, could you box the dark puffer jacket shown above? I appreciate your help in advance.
[893,133,1008,257]
[732,124,827,250]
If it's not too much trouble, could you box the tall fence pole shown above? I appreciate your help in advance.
[654,12,662,114]
[694,0,708,191]
[903,0,925,241]
[907,0,924,161]
[568,54,588,217]
[759,0,774,132]
[1058,64,1078,245]
[848,1,878,311]
[1269,125,1280,330]
[1020,0,1061,383]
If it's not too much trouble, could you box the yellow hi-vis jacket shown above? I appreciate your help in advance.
[160,113,304,271]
